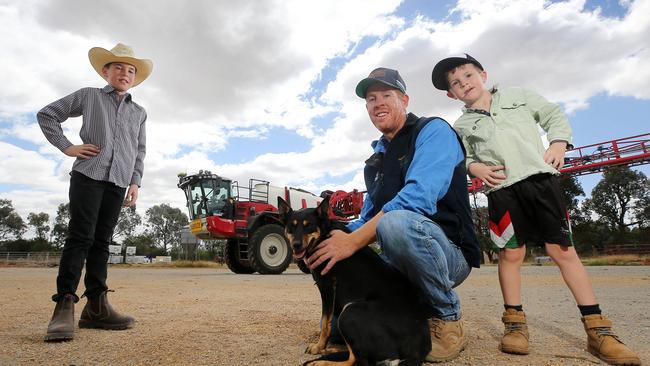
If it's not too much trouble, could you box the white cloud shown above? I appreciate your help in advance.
[0,142,69,218]
[1,0,649,233]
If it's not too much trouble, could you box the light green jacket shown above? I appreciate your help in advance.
[453,87,572,192]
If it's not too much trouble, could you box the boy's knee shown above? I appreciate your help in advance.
[546,244,577,261]
[500,247,525,263]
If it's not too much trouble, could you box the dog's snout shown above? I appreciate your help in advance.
[292,241,303,251]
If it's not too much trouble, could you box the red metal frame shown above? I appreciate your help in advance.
[189,185,365,240]
[468,133,650,193]
[326,189,365,221]
[561,133,650,176]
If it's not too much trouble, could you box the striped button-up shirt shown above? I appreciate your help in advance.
[37,85,147,188]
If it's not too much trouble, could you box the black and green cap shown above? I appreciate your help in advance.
[431,53,483,90]
[355,67,407,98]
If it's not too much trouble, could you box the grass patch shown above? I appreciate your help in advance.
[581,254,648,266]
[158,260,222,268]
[113,260,222,269]
[521,254,649,266]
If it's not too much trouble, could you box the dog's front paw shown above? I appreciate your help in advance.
[324,343,347,354]
[305,343,325,355]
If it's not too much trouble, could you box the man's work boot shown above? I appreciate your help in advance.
[500,309,529,355]
[582,314,640,365]
[78,290,135,330]
[44,294,76,342]
[425,316,468,362]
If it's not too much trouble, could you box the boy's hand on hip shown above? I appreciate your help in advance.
[123,184,139,207]
[63,144,100,159]
[544,142,567,170]
[468,163,506,187]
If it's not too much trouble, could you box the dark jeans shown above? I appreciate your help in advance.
[54,171,125,301]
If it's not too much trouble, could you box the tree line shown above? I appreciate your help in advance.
[0,201,188,258]
[1,166,649,260]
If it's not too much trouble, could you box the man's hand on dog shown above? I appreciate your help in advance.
[306,230,357,275]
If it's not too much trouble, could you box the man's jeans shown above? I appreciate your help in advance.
[54,171,125,301]
[377,210,471,321]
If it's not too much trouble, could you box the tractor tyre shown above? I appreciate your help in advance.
[249,224,292,274]
[296,259,311,274]
[224,239,255,274]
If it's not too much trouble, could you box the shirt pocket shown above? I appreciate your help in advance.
[499,100,540,142]
[122,109,143,139]
[465,118,494,152]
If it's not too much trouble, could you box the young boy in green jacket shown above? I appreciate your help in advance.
[431,54,639,366]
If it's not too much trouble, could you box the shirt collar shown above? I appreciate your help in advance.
[461,85,498,115]
[102,85,132,102]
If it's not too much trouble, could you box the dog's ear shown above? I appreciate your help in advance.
[277,197,292,224]
[316,195,331,219]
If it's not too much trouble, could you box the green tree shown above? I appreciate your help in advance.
[145,204,188,253]
[1,238,33,252]
[582,167,649,241]
[201,239,226,261]
[558,175,597,254]
[0,199,26,240]
[113,206,142,243]
[51,203,70,250]
[28,212,50,243]
[636,195,650,229]
[637,194,650,243]
[558,175,586,224]
[123,233,166,257]
[469,191,496,263]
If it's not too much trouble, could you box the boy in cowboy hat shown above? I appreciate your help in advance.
[38,43,153,342]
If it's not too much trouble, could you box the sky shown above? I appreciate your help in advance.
[1,0,649,233]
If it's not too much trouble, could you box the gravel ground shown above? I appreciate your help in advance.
[0,264,648,365]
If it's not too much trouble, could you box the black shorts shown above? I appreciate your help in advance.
[487,173,572,250]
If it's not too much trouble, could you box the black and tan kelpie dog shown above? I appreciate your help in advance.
[277,196,431,366]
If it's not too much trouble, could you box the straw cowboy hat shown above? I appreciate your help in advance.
[88,43,153,87]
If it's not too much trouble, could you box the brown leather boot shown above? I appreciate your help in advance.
[78,290,135,330]
[582,314,640,365]
[500,309,529,355]
[44,294,76,342]
[425,316,468,362]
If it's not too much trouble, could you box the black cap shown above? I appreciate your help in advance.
[431,53,484,90]
[355,67,407,98]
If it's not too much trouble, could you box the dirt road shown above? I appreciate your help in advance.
[1,265,648,365]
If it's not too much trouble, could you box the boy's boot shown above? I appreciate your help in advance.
[78,290,135,330]
[425,316,468,362]
[44,294,76,342]
[500,308,529,355]
[582,314,640,365]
